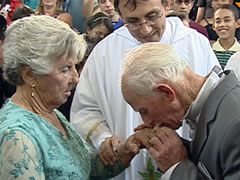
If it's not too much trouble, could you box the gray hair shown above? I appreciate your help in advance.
[3,15,86,85]
[121,42,188,95]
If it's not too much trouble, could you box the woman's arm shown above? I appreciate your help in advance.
[82,0,95,19]
[0,130,45,179]
[90,128,155,179]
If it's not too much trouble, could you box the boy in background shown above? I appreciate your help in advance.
[172,0,209,38]
[212,4,240,68]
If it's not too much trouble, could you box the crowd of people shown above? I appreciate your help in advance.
[1,0,240,179]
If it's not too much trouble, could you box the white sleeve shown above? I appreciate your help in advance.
[161,163,180,180]
[70,52,113,150]
[207,41,221,71]
[225,52,240,80]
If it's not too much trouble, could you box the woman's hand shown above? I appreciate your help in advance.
[99,135,120,166]
[115,134,141,167]
[116,128,156,166]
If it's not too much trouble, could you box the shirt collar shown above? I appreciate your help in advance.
[184,66,222,127]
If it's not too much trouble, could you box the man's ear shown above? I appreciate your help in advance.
[212,22,216,31]
[164,0,171,15]
[154,84,176,101]
[190,1,194,10]
[236,19,240,28]
[21,65,36,86]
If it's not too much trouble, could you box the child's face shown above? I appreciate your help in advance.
[214,9,239,40]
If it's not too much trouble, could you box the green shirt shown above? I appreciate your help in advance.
[0,99,124,179]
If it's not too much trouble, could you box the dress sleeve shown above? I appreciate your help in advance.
[0,130,45,179]
[90,152,125,179]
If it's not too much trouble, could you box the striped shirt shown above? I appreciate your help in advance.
[212,38,240,69]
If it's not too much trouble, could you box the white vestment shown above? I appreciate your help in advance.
[70,17,220,180]
[225,51,240,79]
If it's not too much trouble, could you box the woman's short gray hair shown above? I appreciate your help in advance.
[121,42,188,95]
[3,15,86,85]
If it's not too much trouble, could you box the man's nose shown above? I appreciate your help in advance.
[219,21,225,26]
[140,23,152,36]
[105,0,112,6]
[179,2,186,9]
[141,114,155,128]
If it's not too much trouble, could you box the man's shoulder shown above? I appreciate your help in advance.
[166,17,208,45]
[189,20,208,37]
[189,20,204,29]
[91,27,138,55]
[101,26,135,43]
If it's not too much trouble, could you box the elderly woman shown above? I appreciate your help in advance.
[0,15,140,179]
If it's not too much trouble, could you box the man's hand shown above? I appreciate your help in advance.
[114,128,155,167]
[134,124,148,131]
[134,128,155,149]
[149,127,187,173]
[99,135,120,166]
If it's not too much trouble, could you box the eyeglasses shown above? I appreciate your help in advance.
[125,12,164,31]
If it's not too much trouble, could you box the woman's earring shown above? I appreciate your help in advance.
[31,84,35,97]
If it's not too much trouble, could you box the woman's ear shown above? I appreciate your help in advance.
[21,65,36,86]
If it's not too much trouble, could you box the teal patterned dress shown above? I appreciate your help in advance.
[0,99,125,180]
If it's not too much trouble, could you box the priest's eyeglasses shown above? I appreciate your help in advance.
[125,12,163,31]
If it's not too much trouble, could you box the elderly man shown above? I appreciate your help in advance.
[70,0,220,178]
[121,42,240,179]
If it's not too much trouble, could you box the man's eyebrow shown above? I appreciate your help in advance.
[125,17,139,21]
[125,8,161,20]
[223,16,232,19]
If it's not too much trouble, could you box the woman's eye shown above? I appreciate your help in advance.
[62,66,70,73]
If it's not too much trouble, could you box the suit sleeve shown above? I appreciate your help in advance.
[220,118,240,179]
[170,159,205,180]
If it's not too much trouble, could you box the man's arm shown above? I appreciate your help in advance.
[170,159,205,180]
[82,0,94,18]
[148,127,205,179]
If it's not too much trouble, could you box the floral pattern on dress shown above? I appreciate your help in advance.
[0,99,125,179]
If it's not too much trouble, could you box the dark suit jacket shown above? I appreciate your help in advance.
[171,71,240,180]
